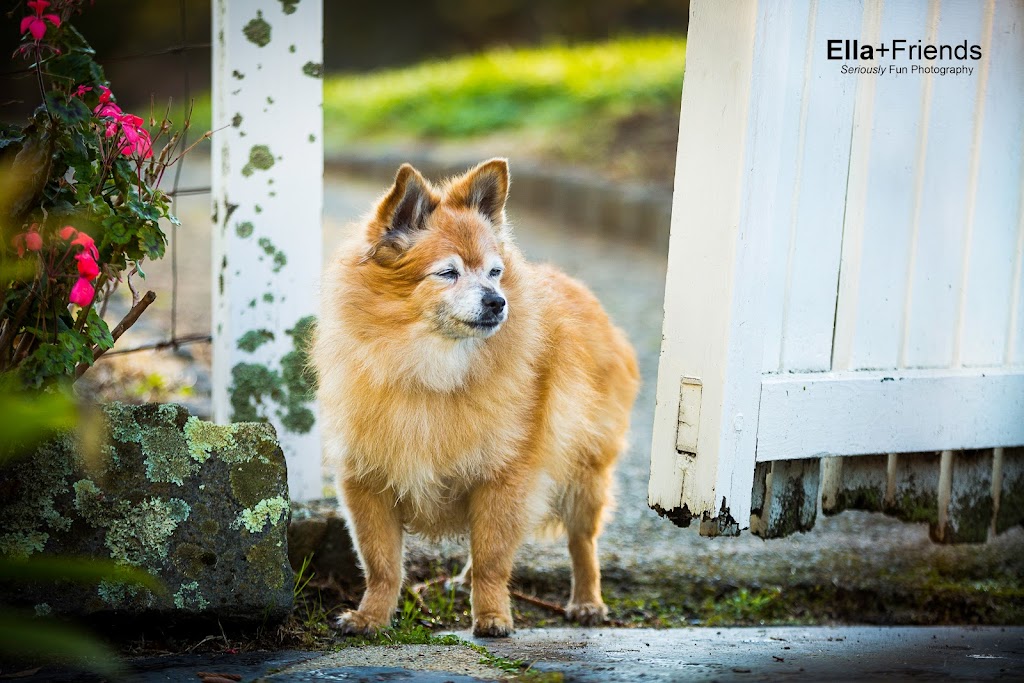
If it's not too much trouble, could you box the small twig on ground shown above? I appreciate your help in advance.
[510,589,567,616]
[74,290,156,379]
[408,574,453,615]
[185,635,220,653]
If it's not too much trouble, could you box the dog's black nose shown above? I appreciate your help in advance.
[481,291,506,314]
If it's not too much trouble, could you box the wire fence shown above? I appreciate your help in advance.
[98,0,213,360]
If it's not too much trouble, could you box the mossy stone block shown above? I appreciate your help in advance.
[0,402,293,623]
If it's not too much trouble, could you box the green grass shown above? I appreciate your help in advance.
[322,36,685,143]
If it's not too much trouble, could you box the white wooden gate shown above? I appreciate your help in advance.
[649,0,1024,540]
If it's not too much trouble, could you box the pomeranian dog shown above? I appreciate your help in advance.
[312,158,639,637]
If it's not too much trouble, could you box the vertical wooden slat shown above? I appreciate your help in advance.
[934,449,995,544]
[831,453,888,515]
[648,0,762,523]
[778,0,862,372]
[830,0,882,373]
[884,451,942,525]
[761,0,816,373]
[903,0,987,369]
[752,459,820,539]
[960,0,1024,367]
[995,447,1024,535]
[837,1,933,371]
[819,457,844,514]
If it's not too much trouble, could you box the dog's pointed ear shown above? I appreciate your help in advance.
[449,158,510,228]
[370,163,438,251]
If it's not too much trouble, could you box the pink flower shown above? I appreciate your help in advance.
[59,225,77,240]
[93,86,123,118]
[69,277,95,307]
[20,0,60,42]
[25,231,42,252]
[76,252,100,280]
[70,231,99,261]
[74,85,92,98]
[104,112,153,159]
[11,224,42,257]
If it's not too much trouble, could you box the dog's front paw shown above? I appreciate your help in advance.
[473,613,514,638]
[565,601,608,626]
[332,610,387,636]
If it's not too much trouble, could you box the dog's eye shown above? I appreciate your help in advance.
[437,269,459,280]
[489,268,503,278]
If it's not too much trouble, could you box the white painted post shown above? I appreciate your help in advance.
[211,0,323,501]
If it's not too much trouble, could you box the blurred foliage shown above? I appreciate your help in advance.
[0,374,77,463]
[1,1,196,390]
[320,36,685,141]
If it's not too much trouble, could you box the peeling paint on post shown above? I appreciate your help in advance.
[212,0,323,502]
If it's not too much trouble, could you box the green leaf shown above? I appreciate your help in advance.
[44,92,91,127]
[0,609,122,677]
[61,25,97,56]
[45,52,95,85]
[85,308,113,352]
[0,377,77,461]
[0,556,164,594]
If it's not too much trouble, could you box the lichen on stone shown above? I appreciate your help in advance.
[102,497,191,566]
[33,603,51,617]
[245,534,288,590]
[233,496,289,533]
[183,416,235,463]
[173,581,209,610]
[97,578,154,609]
[278,0,299,15]
[0,435,75,559]
[106,403,197,486]
[302,62,323,78]
[73,478,105,519]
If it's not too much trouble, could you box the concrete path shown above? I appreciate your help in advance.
[108,627,1024,682]
[473,627,1024,682]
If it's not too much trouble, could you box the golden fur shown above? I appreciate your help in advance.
[312,159,639,637]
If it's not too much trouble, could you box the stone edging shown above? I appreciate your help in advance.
[325,149,672,250]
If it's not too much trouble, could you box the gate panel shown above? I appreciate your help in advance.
[962,0,1024,367]
[650,0,1024,537]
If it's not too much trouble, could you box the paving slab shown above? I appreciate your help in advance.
[470,627,1024,682]
[105,627,1024,682]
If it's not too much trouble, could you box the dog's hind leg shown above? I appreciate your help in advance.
[333,476,404,635]
[561,462,614,625]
